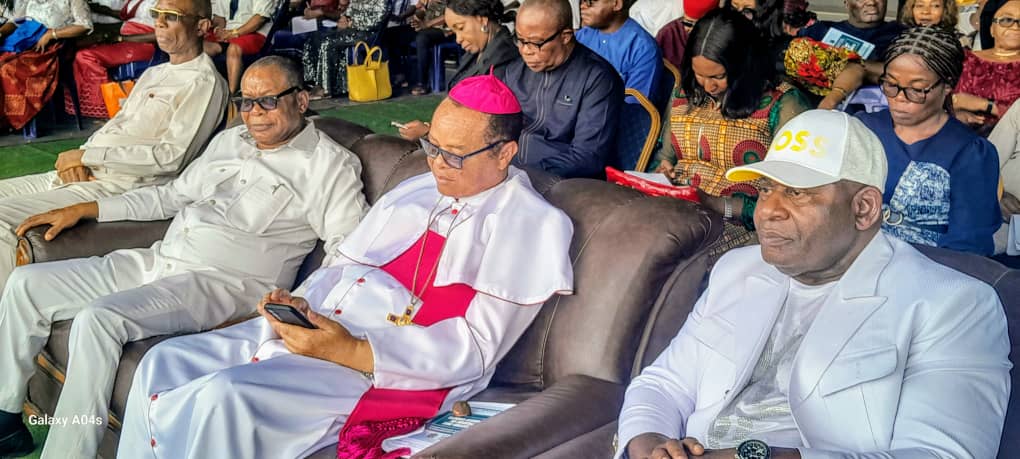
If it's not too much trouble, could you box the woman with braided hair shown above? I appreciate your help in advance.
[857,26,1002,255]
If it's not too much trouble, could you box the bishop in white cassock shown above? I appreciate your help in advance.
[116,73,575,459]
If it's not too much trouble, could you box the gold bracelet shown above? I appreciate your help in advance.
[51,29,58,40]
[830,86,848,98]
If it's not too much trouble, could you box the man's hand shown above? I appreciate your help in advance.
[1001,191,1020,218]
[16,202,99,241]
[58,166,94,184]
[627,434,707,459]
[55,149,85,171]
[258,289,375,373]
[256,288,310,316]
[214,27,234,41]
[398,120,430,140]
[212,15,227,30]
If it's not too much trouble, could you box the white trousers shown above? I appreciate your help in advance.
[117,317,370,459]
[0,247,271,459]
[0,171,126,294]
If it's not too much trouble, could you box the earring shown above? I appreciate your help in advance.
[481,24,488,32]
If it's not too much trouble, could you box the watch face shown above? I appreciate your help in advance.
[737,439,770,459]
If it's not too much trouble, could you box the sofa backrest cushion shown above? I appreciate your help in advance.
[493,180,721,389]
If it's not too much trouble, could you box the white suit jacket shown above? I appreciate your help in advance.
[617,232,1012,458]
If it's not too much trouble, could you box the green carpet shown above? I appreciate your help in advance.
[318,95,443,137]
[0,139,84,180]
[22,415,47,459]
[0,96,443,181]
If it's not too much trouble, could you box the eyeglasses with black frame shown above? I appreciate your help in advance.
[513,30,563,52]
[419,137,507,169]
[232,86,301,112]
[148,7,201,22]
[993,16,1020,28]
[879,77,943,104]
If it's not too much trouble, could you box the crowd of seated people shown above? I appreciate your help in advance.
[0,0,1017,456]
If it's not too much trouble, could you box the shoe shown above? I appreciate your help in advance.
[0,421,34,458]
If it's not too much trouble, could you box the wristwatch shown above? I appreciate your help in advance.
[735,439,771,459]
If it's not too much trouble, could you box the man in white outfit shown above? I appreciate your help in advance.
[0,56,368,459]
[0,0,228,295]
[617,110,1011,459]
[114,74,574,459]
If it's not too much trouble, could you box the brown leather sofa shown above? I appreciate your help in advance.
[17,117,723,458]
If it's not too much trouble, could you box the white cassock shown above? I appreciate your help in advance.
[116,167,575,459]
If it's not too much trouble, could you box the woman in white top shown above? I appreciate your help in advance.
[0,0,92,129]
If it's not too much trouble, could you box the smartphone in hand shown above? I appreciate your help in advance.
[264,303,318,329]
[390,121,408,129]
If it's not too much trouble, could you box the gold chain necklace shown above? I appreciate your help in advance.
[387,199,468,326]
[993,49,1020,57]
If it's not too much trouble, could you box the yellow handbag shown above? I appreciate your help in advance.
[100,80,135,118]
[348,41,392,102]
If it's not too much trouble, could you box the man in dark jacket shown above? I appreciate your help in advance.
[503,0,624,179]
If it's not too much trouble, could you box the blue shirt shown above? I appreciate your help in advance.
[857,110,1001,255]
[576,18,662,105]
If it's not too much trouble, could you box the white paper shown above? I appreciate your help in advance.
[624,171,672,185]
[381,402,515,457]
[322,19,338,28]
[821,28,876,60]
[291,17,318,35]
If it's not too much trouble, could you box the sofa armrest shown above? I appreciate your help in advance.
[17,220,172,265]
[414,374,625,459]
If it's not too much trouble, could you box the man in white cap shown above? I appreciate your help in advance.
[114,73,574,458]
[616,109,1011,459]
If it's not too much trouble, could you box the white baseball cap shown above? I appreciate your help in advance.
[726,110,888,193]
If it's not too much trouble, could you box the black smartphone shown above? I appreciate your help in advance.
[264,303,318,329]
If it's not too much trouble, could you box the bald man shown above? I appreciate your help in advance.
[0,56,367,459]
[503,0,624,179]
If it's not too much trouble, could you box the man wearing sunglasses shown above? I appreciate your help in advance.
[0,56,368,459]
[502,0,623,179]
[0,0,226,350]
[114,73,572,458]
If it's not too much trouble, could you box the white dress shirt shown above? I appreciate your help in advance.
[96,121,370,290]
[80,53,228,191]
[213,0,280,35]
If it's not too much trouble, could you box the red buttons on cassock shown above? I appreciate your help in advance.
[334,309,342,315]
[150,394,158,401]
[151,438,156,447]
[251,357,260,363]
[356,278,365,284]
[451,209,459,215]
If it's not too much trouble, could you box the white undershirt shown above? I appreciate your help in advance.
[705,278,837,449]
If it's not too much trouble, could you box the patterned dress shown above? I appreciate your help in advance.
[955,51,1020,132]
[651,82,810,260]
[0,0,92,129]
[301,0,389,96]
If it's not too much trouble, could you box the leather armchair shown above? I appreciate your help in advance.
[18,117,724,459]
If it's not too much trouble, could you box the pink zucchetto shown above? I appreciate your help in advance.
[448,70,521,115]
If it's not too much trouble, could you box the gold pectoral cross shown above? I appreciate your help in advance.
[386,305,416,326]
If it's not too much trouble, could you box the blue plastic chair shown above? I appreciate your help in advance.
[617,89,662,172]
[112,49,170,81]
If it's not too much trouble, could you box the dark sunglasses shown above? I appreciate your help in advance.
[231,87,301,112]
[419,137,506,169]
[879,77,942,104]
[148,7,200,22]
[513,30,563,52]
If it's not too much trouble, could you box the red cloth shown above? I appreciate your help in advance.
[70,22,156,118]
[657,18,690,71]
[684,0,718,20]
[336,230,478,459]
[955,50,1020,129]
[0,44,61,130]
[205,31,266,55]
